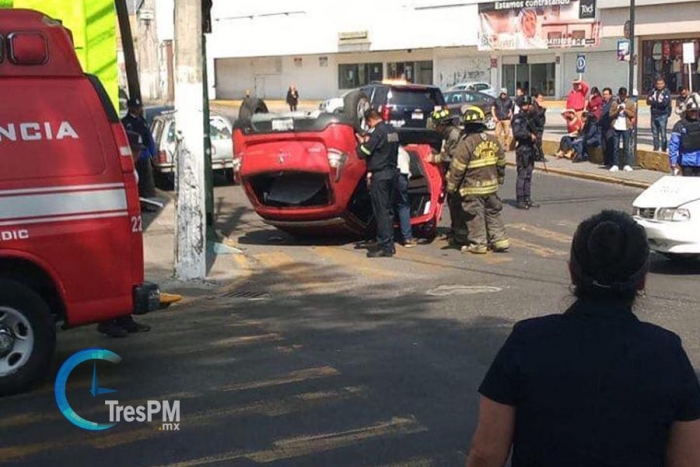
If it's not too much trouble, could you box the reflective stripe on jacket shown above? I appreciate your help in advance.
[445,132,506,197]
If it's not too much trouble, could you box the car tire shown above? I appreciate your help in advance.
[224,168,236,184]
[0,279,56,397]
[343,91,371,132]
[660,252,699,262]
[238,98,269,121]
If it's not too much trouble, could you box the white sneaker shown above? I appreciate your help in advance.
[623,165,633,172]
[609,166,619,172]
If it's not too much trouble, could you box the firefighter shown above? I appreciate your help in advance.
[356,108,400,258]
[445,106,509,254]
[428,108,463,241]
[512,95,539,210]
[669,95,700,177]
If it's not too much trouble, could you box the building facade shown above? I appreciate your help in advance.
[205,0,700,100]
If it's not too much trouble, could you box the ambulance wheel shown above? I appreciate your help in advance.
[0,280,56,397]
[343,91,370,133]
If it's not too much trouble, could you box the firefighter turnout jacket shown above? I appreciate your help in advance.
[446,132,506,197]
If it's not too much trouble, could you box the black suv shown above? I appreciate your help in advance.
[359,82,446,150]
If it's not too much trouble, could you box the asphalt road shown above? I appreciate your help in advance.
[2,171,700,467]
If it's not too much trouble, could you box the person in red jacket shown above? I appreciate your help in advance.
[586,86,603,120]
[567,78,589,120]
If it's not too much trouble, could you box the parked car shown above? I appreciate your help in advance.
[359,81,447,151]
[150,113,235,185]
[632,176,700,261]
[233,94,446,239]
[443,90,497,130]
[447,82,497,98]
[319,90,352,113]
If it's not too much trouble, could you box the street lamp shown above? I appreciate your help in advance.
[629,0,638,164]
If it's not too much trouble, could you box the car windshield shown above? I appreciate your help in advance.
[389,88,445,107]
[210,118,231,140]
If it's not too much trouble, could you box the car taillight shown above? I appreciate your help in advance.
[327,149,347,183]
[112,123,135,174]
[381,105,391,121]
[158,150,168,164]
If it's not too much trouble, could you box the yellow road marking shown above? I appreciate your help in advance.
[507,223,572,244]
[247,415,427,463]
[144,415,426,467]
[216,366,340,392]
[163,332,284,356]
[509,238,567,258]
[315,246,402,277]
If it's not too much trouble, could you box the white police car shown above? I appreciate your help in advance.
[632,176,700,260]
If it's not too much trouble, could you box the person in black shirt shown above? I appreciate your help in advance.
[466,210,700,467]
[357,109,399,258]
[122,98,157,199]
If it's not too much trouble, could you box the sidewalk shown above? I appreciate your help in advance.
[142,190,249,299]
[504,150,665,189]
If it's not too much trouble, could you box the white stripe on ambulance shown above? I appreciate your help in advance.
[0,188,127,222]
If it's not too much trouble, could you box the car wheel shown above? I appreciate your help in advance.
[238,98,269,121]
[660,252,699,262]
[224,168,236,184]
[485,117,496,131]
[343,91,371,133]
[0,279,56,397]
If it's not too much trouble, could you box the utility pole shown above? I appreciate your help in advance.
[115,0,141,102]
[174,0,206,280]
[629,0,638,161]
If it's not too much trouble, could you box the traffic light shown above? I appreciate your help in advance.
[202,0,212,33]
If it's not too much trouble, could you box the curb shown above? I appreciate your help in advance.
[505,161,653,189]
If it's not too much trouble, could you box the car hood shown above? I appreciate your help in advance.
[633,176,700,208]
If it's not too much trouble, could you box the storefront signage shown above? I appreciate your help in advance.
[683,42,696,64]
[338,31,369,42]
[477,0,600,51]
[617,39,630,62]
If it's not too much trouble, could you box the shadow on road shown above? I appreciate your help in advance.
[0,260,515,467]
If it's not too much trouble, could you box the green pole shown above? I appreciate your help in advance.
[203,33,214,231]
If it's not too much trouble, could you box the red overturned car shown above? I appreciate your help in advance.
[232,91,447,239]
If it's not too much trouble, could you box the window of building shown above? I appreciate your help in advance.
[338,62,383,89]
[502,63,555,96]
[642,39,699,94]
[387,61,433,84]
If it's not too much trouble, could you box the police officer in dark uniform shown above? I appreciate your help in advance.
[357,109,400,258]
[122,98,157,199]
[669,95,700,176]
[532,92,547,162]
[512,95,539,210]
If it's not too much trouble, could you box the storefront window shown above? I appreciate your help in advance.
[641,39,699,94]
[387,61,433,84]
[338,62,383,89]
[502,63,555,96]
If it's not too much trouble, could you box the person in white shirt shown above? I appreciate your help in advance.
[608,87,637,172]
[395,146,417,248]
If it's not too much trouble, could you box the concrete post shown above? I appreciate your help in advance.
[174,0,206,281]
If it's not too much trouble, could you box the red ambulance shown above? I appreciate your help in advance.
[0,10,160,396]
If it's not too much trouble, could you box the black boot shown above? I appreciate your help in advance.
[97,320,128,338]
[526,199,540,208]
[515,200,530,210]
[116,316,151,333]
[367,249,395,258]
